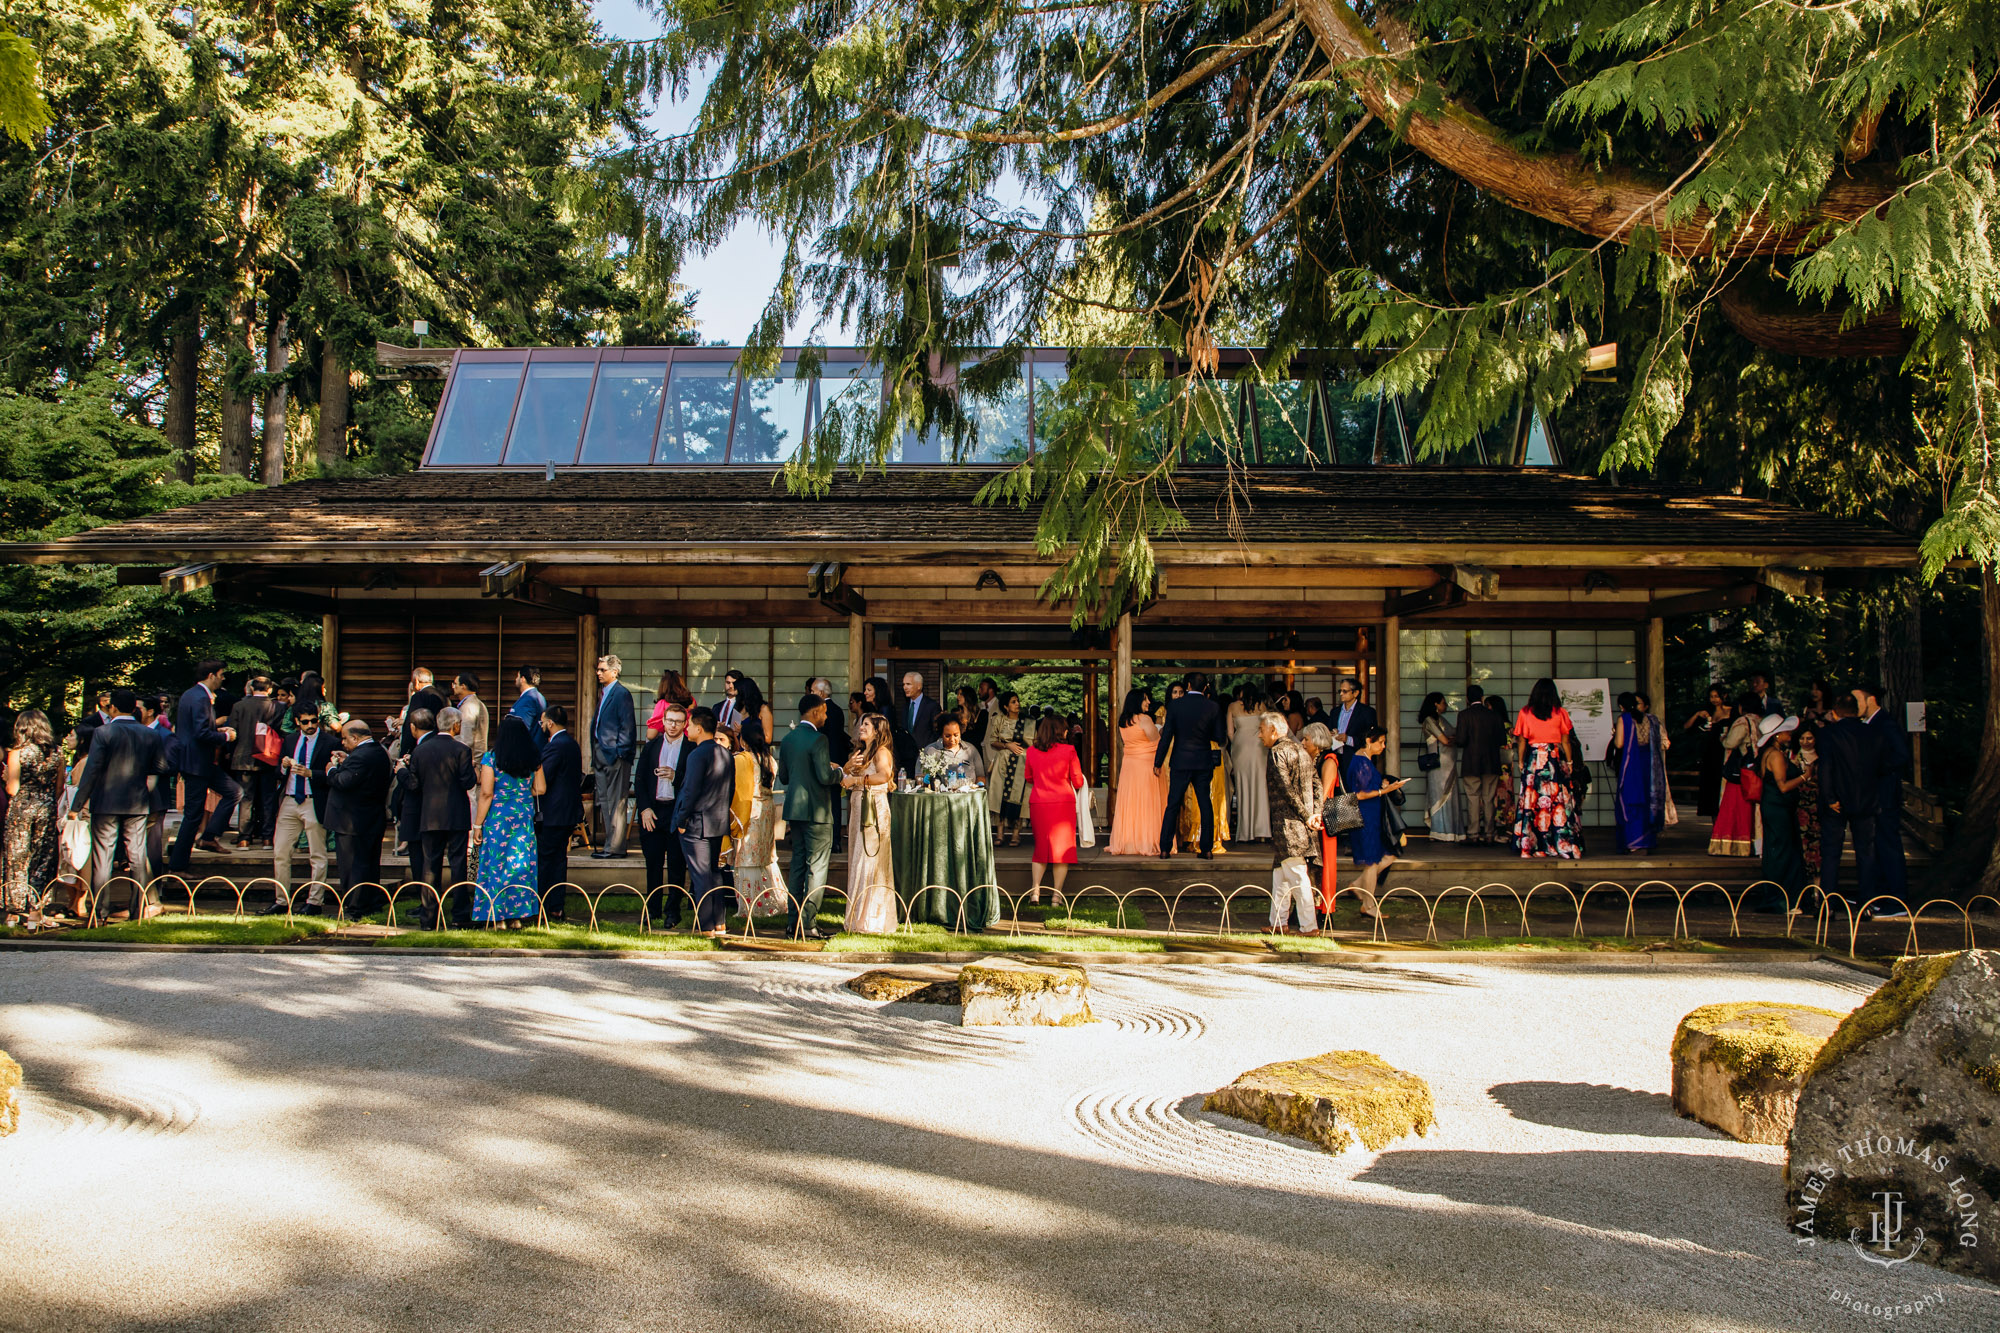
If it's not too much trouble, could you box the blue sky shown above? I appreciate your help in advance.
[593,0,804,345]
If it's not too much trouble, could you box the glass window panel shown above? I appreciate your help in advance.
[730,363,810,464]
[819,364,882,458]
[577,360,667,465]
[1030,363,1070,453]
[1253,381,1315,464]
[658,362,736,464]
[1323,380,1382,465]
[1524,409,1557,465]
[1179,378,1243,466]
[429,360,524,465]
[501,360,594,466]
[963,364,1030,463]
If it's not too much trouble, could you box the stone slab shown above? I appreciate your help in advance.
[1670,1001,1845,1143]
[1204,1050,1435,1154]
[958,959,1092,1026]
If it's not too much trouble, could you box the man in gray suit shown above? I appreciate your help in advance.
[777,693,842,940]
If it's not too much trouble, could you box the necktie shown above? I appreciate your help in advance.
[291,736,308,798]
[909,699,918,728]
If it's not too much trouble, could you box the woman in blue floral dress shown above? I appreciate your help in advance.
[471,716,544,926]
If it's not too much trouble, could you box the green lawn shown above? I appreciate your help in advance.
[0,914,336,946]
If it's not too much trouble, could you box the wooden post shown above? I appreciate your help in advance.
[578,613,599,764]
[320,613,338,705]
[1382,616,1402,772]
[1644,616,1667,716]
[848,614,866,700]
[1111,612,1132,798]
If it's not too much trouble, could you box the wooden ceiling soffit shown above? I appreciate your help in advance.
[1650,584,1761,617]
[479,562,597,617]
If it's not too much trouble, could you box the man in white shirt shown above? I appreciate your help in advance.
[636,705,692,928]
[268,710,333,914]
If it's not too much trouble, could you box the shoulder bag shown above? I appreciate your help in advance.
[1323,791,1364,835]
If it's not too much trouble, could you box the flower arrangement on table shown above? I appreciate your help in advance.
[919,749,951,785]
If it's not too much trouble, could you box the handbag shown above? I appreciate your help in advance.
[1418,750,1441,771]
[1075,783,1096,848]
[1323,792,1364,834]
[62,814,92,872]
[254,720,282,766]
[1738,758,1765,803]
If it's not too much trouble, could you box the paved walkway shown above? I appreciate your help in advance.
[1,953,1992,1331]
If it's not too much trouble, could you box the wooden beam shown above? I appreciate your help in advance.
[321,613,338,702]
[807,560,868,617]
[1441,563,1500,600]
[1140,600,1390,623]
[1756,566,1826,599]
[1383,615,1402,768]
[1386,581,1466,618]
[506,580,597,617]
[1651,584,1761,617]
[2,538,1923,571]
[579,613,599,767]
[1111,612,1132,800]
[161,562,218,595]
[848,614,866,699]
[1644,617,1667,712]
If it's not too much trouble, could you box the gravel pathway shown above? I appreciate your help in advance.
[0,952,1992,1331]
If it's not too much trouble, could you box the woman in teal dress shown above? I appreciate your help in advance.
[471,716,544,926]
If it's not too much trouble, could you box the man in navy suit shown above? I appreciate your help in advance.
[1817,695,1884,907]
[398,707,480,927]
[588,654,638,859]
[324,719,394,917]
[671,706,737,935]
[536,705,584,922]
[166,658,241,870]
[1155,671,1224,857]
[73,688,173,921]
[1857,682,1912,908]
[1331,675,1379,761]
[266,707,337,914]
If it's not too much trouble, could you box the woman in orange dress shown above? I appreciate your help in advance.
[1108,688,1163,855]
[1023,715,1087,905]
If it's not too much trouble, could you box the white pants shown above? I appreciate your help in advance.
[272,795,329,904]
[1269,858,1317,932]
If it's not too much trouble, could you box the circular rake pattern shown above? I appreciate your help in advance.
[20,1077,202,1139]
[1089,995,1208,1042]
[1066,1086,1344,1189]
[749,974,879,1009]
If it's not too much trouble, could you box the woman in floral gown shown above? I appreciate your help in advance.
[1510,679,1581,859]
[471,716,544,926]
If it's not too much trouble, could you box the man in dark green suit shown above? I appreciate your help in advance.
[777,693,842,939]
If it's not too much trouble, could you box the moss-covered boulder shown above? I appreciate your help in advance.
[1787,950,2000,1283]
[959,959,1092,1026]
[0,1049,20,1137]
[1204,1051,1435,1154]
[1671,1002,1846,1143]
[845,967,961,1004]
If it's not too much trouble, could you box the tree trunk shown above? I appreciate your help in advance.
[316,337,348,468]
[262,310,289,485]
[1934,575,2000,897]
[165,317,200,483]
[218,297,256,477]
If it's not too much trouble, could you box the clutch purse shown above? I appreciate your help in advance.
[1418,751,1441,771]
[1323,792,1364,834]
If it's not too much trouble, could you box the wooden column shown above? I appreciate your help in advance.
[848,614,866,700]
[1110,612,1132,797]
[1382,616,1402,770]
[578,612,599,763]
[1644,616,1667,715]
[320,613,339,704]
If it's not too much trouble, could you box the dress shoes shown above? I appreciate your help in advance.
[258,902,288,916]
[195,838,228,855]
[589,850,618,860]
[302,903,324,917]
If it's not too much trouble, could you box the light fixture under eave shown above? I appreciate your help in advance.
[1585,343,1618,373]
[975,569,1007,592]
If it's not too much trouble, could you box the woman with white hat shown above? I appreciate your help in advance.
[1754,714,1809,912]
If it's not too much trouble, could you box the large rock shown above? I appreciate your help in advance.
[1671,1002,1846,1143]
[1787,950,2000,1282]
[1204,1051,1435,1154]
[845,967,961,1004]
[958,959,1093,1026]
[0,1049,19,1137]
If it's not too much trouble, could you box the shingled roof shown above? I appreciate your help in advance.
[0,467,1917,568]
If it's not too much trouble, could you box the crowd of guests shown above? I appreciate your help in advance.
[0,652,1921,935]
[1682,676,1912,916]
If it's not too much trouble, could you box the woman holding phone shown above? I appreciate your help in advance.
[1342,725,1402,921]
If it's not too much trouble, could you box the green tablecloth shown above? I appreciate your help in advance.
[889,789,1000,931]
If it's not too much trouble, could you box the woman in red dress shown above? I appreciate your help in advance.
[1023,715,1086,906]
